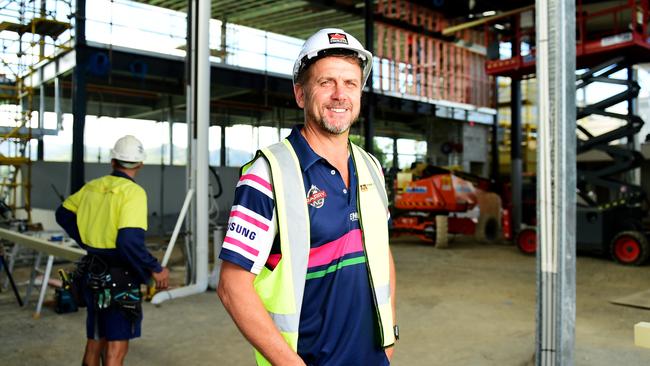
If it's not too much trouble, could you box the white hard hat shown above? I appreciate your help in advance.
[110,135,146,166]
[293,28,373,87]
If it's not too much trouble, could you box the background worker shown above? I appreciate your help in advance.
[56,135,169,366]
[218,28,397,365]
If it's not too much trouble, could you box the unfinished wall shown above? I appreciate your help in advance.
[425,119,489,176]
[462,123,489,177]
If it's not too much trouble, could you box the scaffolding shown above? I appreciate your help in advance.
[0,0,73,223]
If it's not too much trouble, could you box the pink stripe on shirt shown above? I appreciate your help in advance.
[230,210,270,231]
[264,229,364,270]
[240,174,272,191]
[224,236,259,256]
[308,229,363,267]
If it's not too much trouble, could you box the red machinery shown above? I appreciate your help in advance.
[391,166,501,245]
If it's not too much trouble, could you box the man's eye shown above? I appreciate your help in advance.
[321,80,332,86]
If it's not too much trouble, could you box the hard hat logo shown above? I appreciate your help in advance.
[328,33,348,45]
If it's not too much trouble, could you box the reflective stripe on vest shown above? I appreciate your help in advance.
[350,143,395,347]
[246,139,394,365]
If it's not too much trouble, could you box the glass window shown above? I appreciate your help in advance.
[172,123,188,166]
[43,115,73,162]
[83,116,167,164]
[209,126,222,166]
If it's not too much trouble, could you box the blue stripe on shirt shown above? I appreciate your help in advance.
[233,184,274,221]
[219,248,255,272]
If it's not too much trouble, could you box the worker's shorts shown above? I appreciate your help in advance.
[83,284,143,341]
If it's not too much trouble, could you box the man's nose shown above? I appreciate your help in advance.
[331,83,346,99]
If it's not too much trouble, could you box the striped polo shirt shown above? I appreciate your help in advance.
[219,125,388,365]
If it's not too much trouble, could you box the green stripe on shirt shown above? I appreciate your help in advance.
[306,256,367,280]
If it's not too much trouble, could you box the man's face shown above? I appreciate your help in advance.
[294,56,363,135]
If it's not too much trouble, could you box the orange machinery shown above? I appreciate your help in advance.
[391,166,500,244]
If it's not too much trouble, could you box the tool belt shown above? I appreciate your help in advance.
[76,255,143,321]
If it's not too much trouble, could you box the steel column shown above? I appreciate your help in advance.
[220,125,226,166]
[151,0,210,305]
[37,69,44,161]
[510,78,522,237]
[70,0,87,194]
[491,98,499,182]
[392,136,398,169]
[536,0,577,364]
[510,12,523,239]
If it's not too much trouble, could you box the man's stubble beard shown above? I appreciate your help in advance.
[307,108,360,135]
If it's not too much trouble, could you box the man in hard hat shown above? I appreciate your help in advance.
[218,28,397,365]
[56,135,169,366]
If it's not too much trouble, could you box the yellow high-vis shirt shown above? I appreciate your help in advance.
[63,174,147,250]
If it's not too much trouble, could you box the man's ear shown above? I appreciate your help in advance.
[294,83,305,109]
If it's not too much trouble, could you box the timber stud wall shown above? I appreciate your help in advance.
[374,0,494,108]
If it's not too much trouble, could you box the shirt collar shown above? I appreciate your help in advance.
[286,124,325,172]
[111,170,135,182]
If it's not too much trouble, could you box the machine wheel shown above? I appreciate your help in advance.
[610,231,649,266]
[475,216,499,243]
[516,228,537,255]
[435,215,448,248]
[475,192,502,243]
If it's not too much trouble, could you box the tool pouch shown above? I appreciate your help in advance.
[108,267,142,321]
[67,270,87,308]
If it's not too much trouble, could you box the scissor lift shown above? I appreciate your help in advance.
[482,1,650,264]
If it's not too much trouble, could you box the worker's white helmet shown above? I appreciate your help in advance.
[293,28,373,87]
[110,135,146,168]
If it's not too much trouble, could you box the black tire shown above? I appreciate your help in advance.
[610,231,649,266]
[515,227,537,255]
[476,216,499,242]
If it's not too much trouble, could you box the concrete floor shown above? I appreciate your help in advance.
[1,236,649,365]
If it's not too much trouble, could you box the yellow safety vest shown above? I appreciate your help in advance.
[243,139,395,365]
[62,174,147,249]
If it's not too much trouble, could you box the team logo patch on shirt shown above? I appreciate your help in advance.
[328,33,348,45]
[306,185,327,208]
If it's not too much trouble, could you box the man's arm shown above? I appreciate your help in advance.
[116,228,168,288]
[217,261,305,366]
[55,205,82,245]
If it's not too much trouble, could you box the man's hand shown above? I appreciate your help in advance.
[152,267,170,289]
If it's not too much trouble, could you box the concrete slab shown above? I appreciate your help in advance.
[1,236,649,365]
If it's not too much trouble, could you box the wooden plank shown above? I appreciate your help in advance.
[0,228,85,261]
[634,322,650,348]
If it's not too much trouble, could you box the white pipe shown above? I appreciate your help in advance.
[160,188,193,267]
[152,0,210,305]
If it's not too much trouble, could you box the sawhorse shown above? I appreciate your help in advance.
[0,243,23,306]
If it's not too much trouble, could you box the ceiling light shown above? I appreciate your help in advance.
[482,10,496,17]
